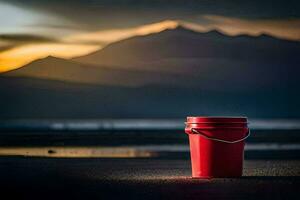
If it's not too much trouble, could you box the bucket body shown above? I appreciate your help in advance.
[185,117,249,178]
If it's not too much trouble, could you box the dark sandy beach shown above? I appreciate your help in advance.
[0,157,299,200]
[0,127,299,199]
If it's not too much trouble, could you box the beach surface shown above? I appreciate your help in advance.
[0,157,299,200]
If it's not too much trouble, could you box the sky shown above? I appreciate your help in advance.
[0,0,299,72]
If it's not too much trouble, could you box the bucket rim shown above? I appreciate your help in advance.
[186,116,248,124]
[185,122,248,124]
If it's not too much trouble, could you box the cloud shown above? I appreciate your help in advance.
[0,33,57,43]
[3,0,300,32]
[67,17,300,46]
[201,15,300,41]
[0,33,60,59]
[24,22,83,31]
[65,20,178,44]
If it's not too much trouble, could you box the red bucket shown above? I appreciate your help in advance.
[185,116,250,178]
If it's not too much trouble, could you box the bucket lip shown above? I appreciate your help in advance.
[186,116,248,124]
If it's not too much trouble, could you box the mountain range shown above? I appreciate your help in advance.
[1,25,299,118]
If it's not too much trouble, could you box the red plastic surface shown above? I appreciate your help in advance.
[186,116,248,123]
[185,117,248,178]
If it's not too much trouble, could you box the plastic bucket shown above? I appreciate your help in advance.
[185,116,250,178]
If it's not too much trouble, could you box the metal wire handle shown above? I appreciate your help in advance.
[191,128,251,144]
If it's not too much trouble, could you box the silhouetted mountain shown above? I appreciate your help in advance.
[1,26,300,118]
[74,27,300,73]
[2,56,198,87]
[73,26,300,90]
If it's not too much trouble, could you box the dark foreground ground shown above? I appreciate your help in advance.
[0,128,299,199]
[0,157,299,200]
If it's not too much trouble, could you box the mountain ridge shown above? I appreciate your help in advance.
[1,22,299,118]
[1,24,298,75]
[73,26,294,62]
[2,24,299,88]
[73,24,300,71]
[2,55,204,87]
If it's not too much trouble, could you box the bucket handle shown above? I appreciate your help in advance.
[191,128,250,144]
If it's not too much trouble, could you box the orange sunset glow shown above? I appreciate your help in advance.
[0,43,100,72]
[0,20,179,72]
